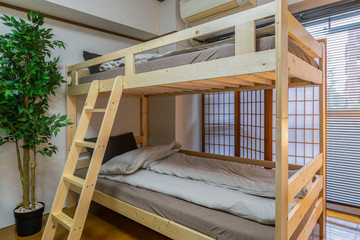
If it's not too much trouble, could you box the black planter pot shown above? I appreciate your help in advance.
[13,202,45,237]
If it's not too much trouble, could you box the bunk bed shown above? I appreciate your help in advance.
[43,0,327,240]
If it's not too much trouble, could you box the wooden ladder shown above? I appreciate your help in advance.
[42,77,123,240]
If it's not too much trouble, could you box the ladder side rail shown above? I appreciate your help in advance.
[42,80,100,240]
[68,77,123,239]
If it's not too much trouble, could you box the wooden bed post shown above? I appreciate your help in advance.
[141,95,149,147]
[275,0,289,240]
[66,66,78,208]
[318,39,327,239]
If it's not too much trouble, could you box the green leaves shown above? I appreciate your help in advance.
[0,11,71,158]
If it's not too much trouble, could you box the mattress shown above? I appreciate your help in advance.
[79,35,318,84]
[75,168,275,240]
[75,167,315,240]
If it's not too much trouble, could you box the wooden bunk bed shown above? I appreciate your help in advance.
[42,0,327,239]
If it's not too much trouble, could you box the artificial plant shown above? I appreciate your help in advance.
[0,11,72,210]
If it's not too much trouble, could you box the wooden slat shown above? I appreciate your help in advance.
[212,77,255,87]
[288,154,323,204]
[125,86,188,95]
[85,108,106,113]
[181,150,303,170]
[52,211,73,231]
[288,176,323,239]
[288,52,322,84]
[63,175,85,189]
[194,79,240,88]
[296,198,324,240]
[163,83,212,90]
[275,0,289,239]
[124,50,276,89]
[74,141,96,149]
[67,2,275,72]
[172,81,225,89]
[254,71,276,80]
[235,74,273,85]
[144,84,275,97]
[288,12,322,58]
[78,70,90,78]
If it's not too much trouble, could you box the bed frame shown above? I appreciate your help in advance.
[43,0,327,239]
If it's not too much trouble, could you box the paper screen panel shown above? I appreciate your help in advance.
[239,90,265,160]
[203,92,235,156]
[273,86,320,166]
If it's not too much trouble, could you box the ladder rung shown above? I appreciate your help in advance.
[63,175,85,189]
[74,141,96,148]
[85,108,106,113]
[52,211,73,230]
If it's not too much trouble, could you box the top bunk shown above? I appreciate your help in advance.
[66,1,325,97]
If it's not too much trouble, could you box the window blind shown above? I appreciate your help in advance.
[303,8,360,207]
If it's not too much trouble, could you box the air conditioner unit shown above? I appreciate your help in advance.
[180,0,257,26]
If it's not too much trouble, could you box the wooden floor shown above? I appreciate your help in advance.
[1,203,359,240]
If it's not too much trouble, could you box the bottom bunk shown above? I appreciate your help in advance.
[70,143,322,240]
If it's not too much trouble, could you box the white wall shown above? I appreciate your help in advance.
[149,96,176,145]
[47,0,161,35]
[175,95,202,151]
[0,7,140,229]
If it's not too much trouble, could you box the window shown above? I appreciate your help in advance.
[203,87,319,165]
[303,7,360,208]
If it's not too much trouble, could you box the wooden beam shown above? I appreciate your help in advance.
[69,185,215,240]
[235,21,256,54]
[288,154,323,204]
[181,150,302,170]
[288,12,323,58]
[318,39,327,239]
[288,176,323,239]
[66,81,78,208]
[275,0,289,239]
[235,74,273,85]
[163,83,212,90]
[296,198,324,240]
[210,77,256,87]
[288,53,323,84]
[194,80,240,88]
[124,50,276,89]
[254,72,276,80]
